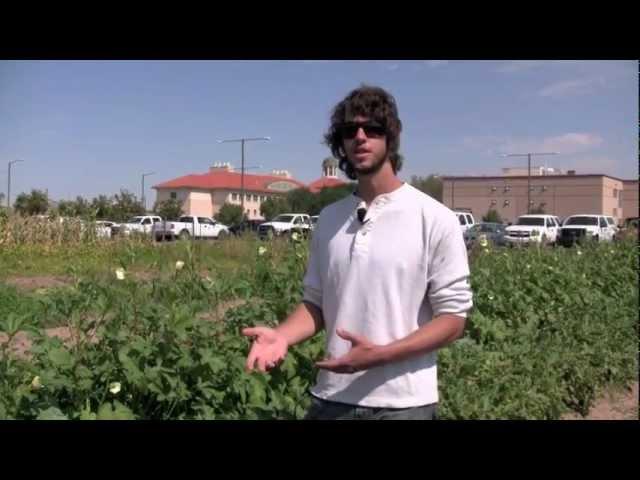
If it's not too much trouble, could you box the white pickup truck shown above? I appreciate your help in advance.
[112,215,162,236]
[153,215,230,241]
[257,213,312,240]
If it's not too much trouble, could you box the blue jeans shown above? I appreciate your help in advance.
[304,396,437,420]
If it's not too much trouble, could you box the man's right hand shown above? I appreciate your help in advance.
[242,326,289,373]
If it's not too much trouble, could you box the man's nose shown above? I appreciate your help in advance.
[355,127,367,140]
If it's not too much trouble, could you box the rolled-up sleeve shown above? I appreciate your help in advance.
[302,227,323,309]
[426,212,473,318]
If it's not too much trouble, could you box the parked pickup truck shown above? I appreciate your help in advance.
[112,215,162,236]
[153,215,230,241]
[257,213,312,240]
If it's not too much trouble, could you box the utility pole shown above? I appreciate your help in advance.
[7,159,25,210]
[218,137,270,219]
[503,152,558,214]
[141,172,155,212]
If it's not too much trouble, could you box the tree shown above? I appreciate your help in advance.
[56,196,92,218]
[111,190,144,222]
[154,198,184,220]
[482,209,503,224]
[313,184,355,214]
[260,196,291,220]
[90,195,113,220]
[286,188,318,215]
[215,203,244,226]
[0,192,4,205]
[13,189,49,215]
[410,174,443,202]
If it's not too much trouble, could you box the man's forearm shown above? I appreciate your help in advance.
[274,301,324,347]
[377,314,466,365]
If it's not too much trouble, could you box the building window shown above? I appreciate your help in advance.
[491,199,497,206]
[541,186,547,192]
[529,186,535,192]
[613,188,618,198]
[253,209,257,216]
[232,193,238,201]
[170,192,177,199]
[504,200,510,207]
[613,208,618,217]
[504,186,511,193]
[491,186,497,193]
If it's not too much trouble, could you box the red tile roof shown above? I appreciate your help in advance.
[307,176,347,193]
[153,170,307,194]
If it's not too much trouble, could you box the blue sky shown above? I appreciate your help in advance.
[0,60,637,204]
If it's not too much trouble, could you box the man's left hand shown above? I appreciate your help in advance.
[315,329,383,374]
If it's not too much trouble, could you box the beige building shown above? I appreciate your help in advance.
[442,173,638,225]
[153,158,349,220]
[153,163,306,220]
[621,179,639,219]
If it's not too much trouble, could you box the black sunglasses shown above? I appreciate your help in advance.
[338,121,387,139]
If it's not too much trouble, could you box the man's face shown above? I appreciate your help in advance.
[341,115,388,177]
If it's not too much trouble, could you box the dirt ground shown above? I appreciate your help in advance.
[4,276,73,291]
[562,382,638,420]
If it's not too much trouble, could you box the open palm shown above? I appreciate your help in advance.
[242,326,288,372]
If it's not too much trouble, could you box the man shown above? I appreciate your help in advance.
[243,85,473,420]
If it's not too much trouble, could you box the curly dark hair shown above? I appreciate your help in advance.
[324,84,403,180]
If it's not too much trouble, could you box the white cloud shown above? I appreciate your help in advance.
[539,133,604,154]
[538,77,606,98]
[424,60,449,68]
[385,63,400,71]
[496,60,584,73]
[501,133,603,155]
[496,61,548,73]
[562,156,618,174]
[461,132,604,157]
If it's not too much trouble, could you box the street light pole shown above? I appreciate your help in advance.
[218,137,270,219]
[7,159,25,210]
[503,152,558,214]
[141,172,155,212]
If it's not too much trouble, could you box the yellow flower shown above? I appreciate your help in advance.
[175,260,185,271]
[258,246,267,256]
[291,232,300,242]
[31,376,42,390]
[479,235,488,248]
[483,248,489,254]
[115,268,125,280]
[109,382,121,395]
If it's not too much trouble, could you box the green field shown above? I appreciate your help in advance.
[1,235,637,419]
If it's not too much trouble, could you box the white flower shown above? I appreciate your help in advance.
[479,235,488,248]
[258,246,267,256]
[483,248,489,254]
[175,260,185,271]
[576,250,582,256]
[109,382,121,395]
[31,376,42,390]
[609,250,614,254]
[115,268,125,280]
[526,264,531,269]
[488,295,494,301]
[291,232,300,242]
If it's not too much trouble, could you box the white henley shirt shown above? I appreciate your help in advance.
[302,182,473,408]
